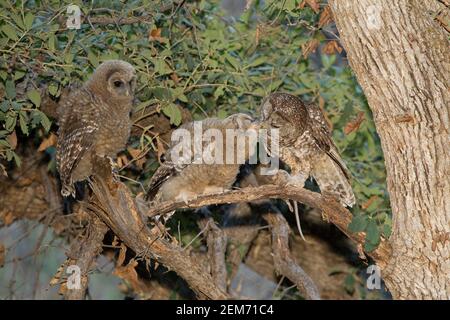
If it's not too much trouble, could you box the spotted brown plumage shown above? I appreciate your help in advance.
[146,113,258,204]
[56,60,136,197]
[260,92,355,208]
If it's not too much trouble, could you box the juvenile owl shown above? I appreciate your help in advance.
[56,60,136,197]
[146,113,258,204]
[260,92,355,208]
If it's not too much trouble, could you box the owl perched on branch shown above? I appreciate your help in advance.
[56,60,136,197]
[146,113,258,204]
[260,92,355,208]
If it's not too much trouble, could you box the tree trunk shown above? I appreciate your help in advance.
[329,0,450,299]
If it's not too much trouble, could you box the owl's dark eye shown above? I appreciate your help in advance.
[114,80,123,88]
[159,153,166,163]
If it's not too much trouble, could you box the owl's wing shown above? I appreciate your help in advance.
[56,93,99,195]
[307,103,351,180]
[145,162,177,201]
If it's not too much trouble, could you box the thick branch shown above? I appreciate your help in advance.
[198,216,228,292]
[88,176,228,300]
[64,214,108,300]
[144,185,392,269]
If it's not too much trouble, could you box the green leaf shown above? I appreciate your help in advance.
[39,111,51,132]
[11,151,21,167]
[48,83,59,96]
[0,101,10,112]
[343,274,355,294]
[14,70,26,80]
[88,50,99,67]
[366,220,380,245]
[5,80,16,99]
[213,85,225,99]
[225,54,240,70]
[1,25,18,40]
[150,87,172,101]
[162,103,182,126]
[245,56,267,69]
[27,90,41,107]
[19,111,29,135]
[153,58,172,76]
[348,215,368,233]
[5,111,17,132]
[383,224,392,238]
[24,13,35,30]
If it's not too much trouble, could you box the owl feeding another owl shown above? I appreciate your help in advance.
[260,92,355,207]
[56,60,136,197]
[146,113,258,204]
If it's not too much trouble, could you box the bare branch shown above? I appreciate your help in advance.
[198,216,228,292]
[64,214,108,300]
[88,176,228,300]
[261,206,320,300]
[144,184,392,268]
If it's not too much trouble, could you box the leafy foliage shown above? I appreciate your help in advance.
[0,0,390,250]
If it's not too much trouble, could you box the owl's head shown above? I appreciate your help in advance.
[260,92,308,134]
[226,113,258,130]
[88,60,136,100]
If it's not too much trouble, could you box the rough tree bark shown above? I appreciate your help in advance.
[330,0,450,299]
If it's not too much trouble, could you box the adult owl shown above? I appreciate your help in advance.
[146,113,258,204]
[56,60,136,197]
[260,92,356,208]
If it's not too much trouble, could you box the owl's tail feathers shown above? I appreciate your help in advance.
[312,155,356,208]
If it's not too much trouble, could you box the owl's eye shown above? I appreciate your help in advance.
[159,153,166,163]
[114,80,123,88]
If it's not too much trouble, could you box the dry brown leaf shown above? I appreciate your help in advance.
[318,5,333,28]
[50,264,65,286]
[113,259,143,292]
[0,211,15,226]
[362,195,379,210]
[170,73,180,84]
[37,133,57,152]
[299,0,320,14]
[127,147,141,160]
[344,111,365,135]
[117,154,128,168]
[58,282,68,296]
[322,40,343,55]
[149,28,167,43]
[0,243,5,268]
[7,131,17,150]
[301,39,320,59]
[127,147,146,170]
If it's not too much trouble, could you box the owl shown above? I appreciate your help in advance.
[146,113,258,204]
[260,92,356,208]
[56,60,136,197]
